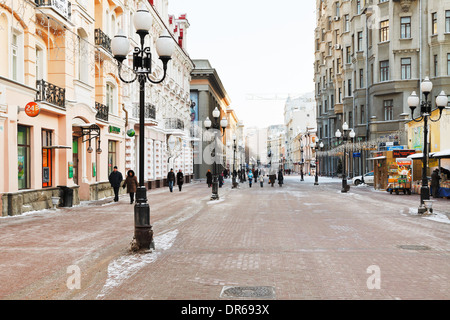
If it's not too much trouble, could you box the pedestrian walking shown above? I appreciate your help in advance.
[278,170,284,187]
[167,168,176,192]
[176,169,184,192]
[254,169,259,182]
[259,175,264,188]
[123,170,138,204]
[108,166,123,202]
[219,172,224,188]
[431,168,441,198]
[206,169,213,188]
[248,169,253,188]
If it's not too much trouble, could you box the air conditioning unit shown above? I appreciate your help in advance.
[334,16,340,21]
[335,44,342,50]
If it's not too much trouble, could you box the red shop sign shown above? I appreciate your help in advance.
[25,101,40,117]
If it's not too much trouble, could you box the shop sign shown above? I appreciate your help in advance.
[387,146,404,151]
[68,161,73,179]
[109,126,121,134]
[393,150,415,158]
[25,101,40,117]
[353,152,361,158]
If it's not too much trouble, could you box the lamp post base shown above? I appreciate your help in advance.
[132,187,154,251]
[211,181,219,200]
[232,177,238,189]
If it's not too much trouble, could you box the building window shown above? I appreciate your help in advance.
[432,12,437,35]
[380,60,389,82]
[400,17,411,39]
[434,55,438,77]
[357,31,363,51]
[446,11,450,33]
[401,58,411,80]
[336,58,341,73]
[360,105,365,124]
[384,100,394,121]
[18,125,30,190]
[338,87,342,103]
[346,46,351,64]
[106,82,117,115]
[356,0,361,15]
[108,140,117,175]
[380,20,389,42]
[359,69,364,88]
[448,53,450,75]
[344,15,350,32]
[42,130,53,188]
[348,111,353,127]
[348,79,352,96]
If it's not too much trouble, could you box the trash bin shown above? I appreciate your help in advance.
[58,186,73,207]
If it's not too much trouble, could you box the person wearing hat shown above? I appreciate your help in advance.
[109,166,123,202]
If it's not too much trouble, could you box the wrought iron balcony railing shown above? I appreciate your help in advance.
[36,80,65,108]
[95,102,109,122]
[94,28,111,54]
[165,118,184,131]
[35,0,72,20]
[132,103,156,120]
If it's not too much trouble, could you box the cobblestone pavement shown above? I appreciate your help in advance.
[0,176,449,300]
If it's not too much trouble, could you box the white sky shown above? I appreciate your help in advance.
[168,0,316,129]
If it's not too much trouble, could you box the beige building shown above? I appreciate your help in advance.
[0,0,193,216]
[315,0,450,177]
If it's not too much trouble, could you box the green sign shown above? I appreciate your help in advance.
[93,162,96,177]
[109,126,121,134]
[68,161,73,179]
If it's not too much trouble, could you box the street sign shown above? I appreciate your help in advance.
[353,152,361,158]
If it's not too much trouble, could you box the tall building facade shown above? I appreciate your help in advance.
[0,0,193,216]
[315,0,450,177]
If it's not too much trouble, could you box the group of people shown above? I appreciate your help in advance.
[205,168,285,188]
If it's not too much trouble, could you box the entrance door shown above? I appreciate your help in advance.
[73,137,79,185]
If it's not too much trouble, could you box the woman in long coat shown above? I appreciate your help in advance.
[176,169,184,192]
[123,170,138,204]
[278,170,284,187]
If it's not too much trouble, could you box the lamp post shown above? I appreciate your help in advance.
[204,107,228,200]
[335,122,355,193]
[300,136,304,181]
[231,134,238,188]
[311,139,324,185]
[407,77,448,214]
[111,3,174,251]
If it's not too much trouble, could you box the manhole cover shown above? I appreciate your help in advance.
[398,245,431,251]
[220,286,275,299]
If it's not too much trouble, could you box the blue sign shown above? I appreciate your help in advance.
[353,152,361,158]
[387,146,404,151]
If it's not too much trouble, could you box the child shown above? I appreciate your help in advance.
[259,175,264,187]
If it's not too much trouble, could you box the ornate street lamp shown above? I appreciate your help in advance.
[111,3,174,251]
[231,134,239,188]
[408,77,448,214]
[204,107,228,200]
[311,139,324,185]
[335,122,355,193]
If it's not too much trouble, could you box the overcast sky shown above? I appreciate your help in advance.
[168,0,316,128]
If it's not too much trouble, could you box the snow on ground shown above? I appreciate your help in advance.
[96,229,178,299]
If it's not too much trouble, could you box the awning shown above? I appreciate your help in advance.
[367,156,386,160]
[432,149,450,158]
[407,153,435,159]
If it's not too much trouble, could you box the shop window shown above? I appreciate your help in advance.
[42,129,53,188]
[108,140,117,175]
[18,125,30,189]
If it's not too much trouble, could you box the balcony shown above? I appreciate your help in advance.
[95,102,109,122]
[164,118,185,136]
[94,28,111,54]
[131,103,157,126]
[35,0,72,21]
[36,80,65,108]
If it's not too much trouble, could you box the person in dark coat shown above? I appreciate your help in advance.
[109,166,123,202]
[278,170,284,187]
[219,172,224,188]
[206,169,213,187]
[167,168,175,192]
[176,169,184,192]
[123,170,138,204]
[431,169,441,198]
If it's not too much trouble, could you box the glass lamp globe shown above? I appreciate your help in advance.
[133,3,153,33]
[156,29,174,59]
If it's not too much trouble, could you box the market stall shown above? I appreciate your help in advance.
[431,149,450,199]
[386,158,412,195]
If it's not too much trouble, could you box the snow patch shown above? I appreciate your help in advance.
[97,229,178,299]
